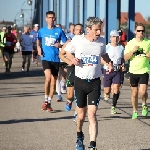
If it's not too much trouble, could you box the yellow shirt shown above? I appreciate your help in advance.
[124,38,150,74]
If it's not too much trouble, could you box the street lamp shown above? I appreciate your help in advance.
[20,0,33,29]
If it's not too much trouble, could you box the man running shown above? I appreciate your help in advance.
[37,11,67,112]
[59,24,83,121]
[0,26,7,66]
[103,30,125,114]
[124,23,150,119]
[55,23,67,102]
[3,26,17,74]
[30,24,39,65]
[20,25,34,75]
[103,30,125,101]
[62,17,112,150]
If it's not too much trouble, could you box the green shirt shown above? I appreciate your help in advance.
[0,32,5,47]
[124,38,150,74]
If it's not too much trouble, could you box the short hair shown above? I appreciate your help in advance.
[46,11,55,17]
[75,23,83,28]
[135,23,145,30]
[24,25,30,28]
[85,17,102,28]
[69,23,75,28]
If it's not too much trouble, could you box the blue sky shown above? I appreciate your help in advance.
[0,0,150,26]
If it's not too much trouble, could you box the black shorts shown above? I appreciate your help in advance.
[22,51,32,55]
[74,76,101,108]
[66,66,75,87]
[4,48,14,55]
[130,73,149,87]
[59,62,67,68]
[42,60,59,76]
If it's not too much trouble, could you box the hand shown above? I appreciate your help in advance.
[132,46,139,53]
[146,52,150,58]
[54,43,62,48]
[37,47,42,56]
[68,60,74,66]
[71,57,80,66]
[106,64,113,74]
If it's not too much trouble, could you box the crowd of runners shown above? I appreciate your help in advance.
[0,10,150,150]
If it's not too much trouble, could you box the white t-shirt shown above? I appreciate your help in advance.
[59,40,65,62]
[64,35,106,79]
[104,43,124,69]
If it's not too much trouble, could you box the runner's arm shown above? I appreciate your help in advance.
[37,39,42,56]
[59,40,74,65]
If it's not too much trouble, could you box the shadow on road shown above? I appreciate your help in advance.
[0,69,44,80]
[0,115,74,124]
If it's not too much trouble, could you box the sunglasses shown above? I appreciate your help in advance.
[137,30,145,32]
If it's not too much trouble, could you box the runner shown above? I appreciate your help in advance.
[61,17,112,150]
[103,30,125,101]
[30,24,39,66]
[124,23,150,119]
[103,30,125,114]
[20,25,34,75]
[59,23,83,121]
[3,26,17,74]
[0,26,7,66]
[55,23,67,102]
[66,24,75,40]
[37,11,67,112]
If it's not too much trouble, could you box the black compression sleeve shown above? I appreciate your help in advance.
[101,53,111,64]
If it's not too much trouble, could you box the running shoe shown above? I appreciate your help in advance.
[65,101,72,111]
[132,111,138,119]
[88,146,97,150]
[56,95,63,102]
[47,103,53,112]
[142,105,148,116]
[41,102,48,110]
[21,68,24,72]
[76,137,84,150]
[111,106,117,114]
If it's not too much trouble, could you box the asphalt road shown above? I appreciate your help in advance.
[0,53,150,150]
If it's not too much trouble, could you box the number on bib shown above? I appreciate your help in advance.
[81,55,99,66]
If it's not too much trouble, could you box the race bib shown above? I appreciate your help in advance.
[81,55,99,66]
[6,41,11,46]
[44,37,56,46]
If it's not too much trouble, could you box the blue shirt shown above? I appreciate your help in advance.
[66,32,74,40]
[20,33,33,51]
[30,30,38,43]
[38,26,67,62]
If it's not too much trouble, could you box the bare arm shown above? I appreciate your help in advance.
[59,48,73,65]
[124,45,139,61]
[59,40,74,65]
[37,39,42,56]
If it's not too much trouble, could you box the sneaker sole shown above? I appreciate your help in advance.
[56,100,63,102]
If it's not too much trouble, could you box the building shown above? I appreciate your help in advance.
[0,20,14,31]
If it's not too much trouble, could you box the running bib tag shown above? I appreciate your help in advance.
[6,41,11,46]
[81,55,99,66]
